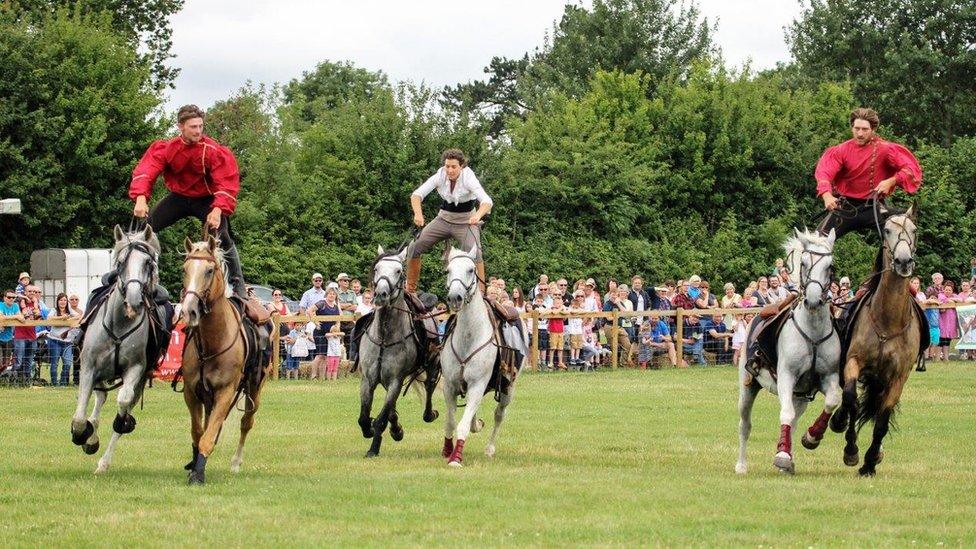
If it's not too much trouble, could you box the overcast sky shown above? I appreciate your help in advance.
[165,0,803,112]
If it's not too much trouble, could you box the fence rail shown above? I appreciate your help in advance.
[3,302,971,376]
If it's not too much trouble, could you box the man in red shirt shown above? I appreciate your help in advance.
[129,104,247,297]
[815,108,922,238]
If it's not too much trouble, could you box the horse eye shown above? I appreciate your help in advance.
[468,268,474,274]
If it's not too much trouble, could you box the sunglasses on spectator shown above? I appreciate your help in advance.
[4,295,14,299]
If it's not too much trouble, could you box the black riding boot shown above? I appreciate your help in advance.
[223,243,247,299]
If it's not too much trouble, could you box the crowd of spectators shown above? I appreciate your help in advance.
[6,257,976,386]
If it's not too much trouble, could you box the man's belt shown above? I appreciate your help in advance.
[440,200,477,213]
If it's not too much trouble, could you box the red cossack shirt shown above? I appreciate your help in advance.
[129,135,241,215]
[814,137,922,200]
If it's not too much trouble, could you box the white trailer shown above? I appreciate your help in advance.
[30,249,112,310]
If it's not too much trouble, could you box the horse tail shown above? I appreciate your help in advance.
[856,372,897,431]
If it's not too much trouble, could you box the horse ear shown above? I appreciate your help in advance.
[377,245,385,256]
[184,236,193,254]
[114,224,124,241]
[207,234,217,252]
[793,227,802,240]
[466,246,478,260]
[907,200,918,221]
[142,223,153,240]
[826,228,836,245]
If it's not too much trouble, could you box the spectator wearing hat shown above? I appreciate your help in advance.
[300,273,326,310]
[1,289,24,374]
[336,273,357,317]
[582,278,601,312]
[15,272,30,298]
[681,313,706,366]
[687,275,703,300]
[671,281,696,310]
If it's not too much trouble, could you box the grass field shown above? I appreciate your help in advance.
[2,363,975,546]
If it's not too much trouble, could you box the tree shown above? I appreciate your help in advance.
[787,0,976,146]
[9,0,185,90]
[0,9,162,286]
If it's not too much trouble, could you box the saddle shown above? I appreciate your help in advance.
[489,299,521,323]
[243,296,272,324]
[744,293,823,400]
[442,297,528,399]
[837,280,928,372]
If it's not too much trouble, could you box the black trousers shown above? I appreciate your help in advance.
[816,196,897,239]
[147,193,236,246]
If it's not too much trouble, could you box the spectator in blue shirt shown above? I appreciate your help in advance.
[647,312,679,368]
[681,313,706,366]
[703,313,733,364]
[1,290,24,374]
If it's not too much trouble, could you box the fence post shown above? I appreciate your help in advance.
[610,310,620,369]
[271,314,281,380]
[675,308,684,366]
[531,309,540,371]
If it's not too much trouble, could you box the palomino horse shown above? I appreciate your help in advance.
[829,205,924,476]
[736,228,841,475]
[71,224,167,474]
[441,246,523,467]
[357,244,441,457]
[180,235,273,484]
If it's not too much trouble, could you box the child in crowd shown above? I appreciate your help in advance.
[938,281,960,361]
[636,321,653,369]
[531,296,550,371]
[566,292,585,368]
[282,322,304,380]
[548,296,566,371]
[731,313,751,367]
[325,323,344,380]
[580,317,606,370]
[923,287,941,360]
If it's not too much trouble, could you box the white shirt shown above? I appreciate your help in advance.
[355,302,374,315]
[412,166,493,206]
[300,287,326,310]
[566,316,583,335]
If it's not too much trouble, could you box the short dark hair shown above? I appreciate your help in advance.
[440,148,466,166]
[850,108,880,130]
[178,104,206,124]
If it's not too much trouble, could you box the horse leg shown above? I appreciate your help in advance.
[803,371,842,450]
[773,371,798,474]
[735,377,761,474]
[422,360,440,423]
[358,368,378,438]
[448,378,490,467]
[841,358,862,466]
[366,378,402,458]
[70,367,97,447]
[485,382,515,458]
[231,385,261,473]
[183,380,204,471]
[442,382,458,458]
[389,408,404,442]
[95,367,144,474]
[190,383,239,485]
[470,415,485,434]
[860,377,905,476]
[81,389,107,455]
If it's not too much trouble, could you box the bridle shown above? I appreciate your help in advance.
[183,251,221,316]
[373,254,406,304]
[446,254,478,307]
[114,239,159,299]
[798,247,833,307]
[881,215,917,276]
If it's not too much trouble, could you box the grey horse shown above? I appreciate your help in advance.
[441,246,525,467]
[358,244,440,458]
[70,224,164,474]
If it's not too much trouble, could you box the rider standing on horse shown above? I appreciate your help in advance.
[407,148,492,294]
[129,104,248,298]
[815,108,922,239]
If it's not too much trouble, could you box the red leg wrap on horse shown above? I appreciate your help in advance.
[442,437,454,458]
[449,439,465,463]
[777,424,792,455]
[807,410,831,440]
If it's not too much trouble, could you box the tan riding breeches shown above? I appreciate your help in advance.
[412,209,483,261]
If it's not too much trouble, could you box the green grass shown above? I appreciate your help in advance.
[2,363,975,546]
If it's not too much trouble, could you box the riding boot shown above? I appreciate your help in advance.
[405,257,422,295]
[475,261,486,294]
[223,243,248,299]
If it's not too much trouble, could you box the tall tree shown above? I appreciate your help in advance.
[787,0,976,146]
[0,9,162,286]
[9,0,185,90]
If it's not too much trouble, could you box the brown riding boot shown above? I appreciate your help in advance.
[405,257,422,294]
[475,261,486,294]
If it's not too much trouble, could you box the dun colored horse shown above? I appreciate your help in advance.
[179,235,272,484]
[829,205,924,476]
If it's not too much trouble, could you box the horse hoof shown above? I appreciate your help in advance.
[877,447,885,464]
[82,440,100,455]
[801,432,821,450]
[424,410,439,423]
[391,427,404,442]
[773,451,794,474]
[230,463,241,474]
[72,421,95,446]
[113,413,136,435]
[844,451,859,467]
[365,450,379,458]
[858,466,876,477]
[829,414,847,434]
[187,471,205,485]
[448,459,463,468]
[734,463,747,475]
[485,445,495,458]
[94,462,108,475]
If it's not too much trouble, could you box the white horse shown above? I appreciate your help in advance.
[440,246,522,467]
[736,228,842,475]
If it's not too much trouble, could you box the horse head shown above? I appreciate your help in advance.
[372,244,409,307]
[884,202,918,278]
[180,235,226,327]
[111,223,160,317]
[787,227,835,310]
[445,246,479,311]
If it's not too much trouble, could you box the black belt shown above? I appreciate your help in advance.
[440,200,477,213]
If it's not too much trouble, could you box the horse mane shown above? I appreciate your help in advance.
[186,240,230,297]
[783,228,829,287]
